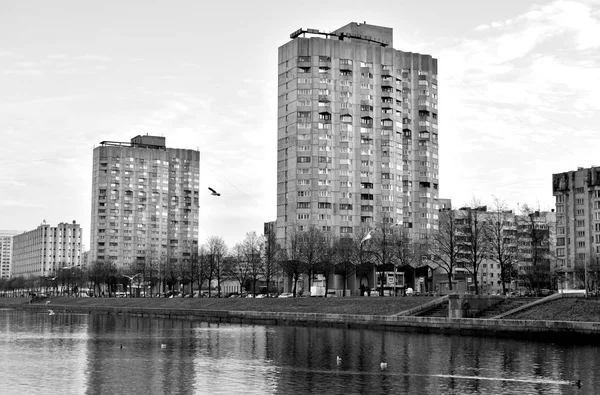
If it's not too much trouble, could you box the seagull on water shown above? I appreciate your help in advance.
[48,310,55,316]
[208,187,221,196]
[336,356,342,365]
[380,362,388,370]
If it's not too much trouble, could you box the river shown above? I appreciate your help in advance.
[0,308,598,394]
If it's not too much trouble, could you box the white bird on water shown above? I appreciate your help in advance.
[336,356,342,365]
[160,344,167,349]
[380,362,388,370]
[48,310,55,316]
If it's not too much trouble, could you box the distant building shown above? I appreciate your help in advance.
[90,135,200,270]
[553,166,600,290]
[12,221,82,278]
[432,208,555,295]
[0,230,21,279]
[276,22,439,245]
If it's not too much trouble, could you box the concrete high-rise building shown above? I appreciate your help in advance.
[11,221,82,278]
[276,22,439,243]
[0,230,21,279]
[90,135,200,270]
[553,166,600,290]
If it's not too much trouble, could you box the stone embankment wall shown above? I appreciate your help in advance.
[18,303,600,342]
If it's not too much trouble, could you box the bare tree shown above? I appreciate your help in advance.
[242,231,264,296]
[231,242,251,294]
[205,236,228,297]
[262,229,282,296]
[193,245,211,297]
[460,204,491,295]
[430,209,461,292]
[297,226,329,293]
[518,205,552,294]
[279,228,304,297]
[363,220,397,296]
[488,198,519,295]
[331,235,359,296]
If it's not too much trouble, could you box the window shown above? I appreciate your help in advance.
[360,194,373,200]
[297,156,311,163]
[297,202,310,209]
[318,202,331,209]
[340,226,353,234]
[340,204,353,210]
[297,214,309,220]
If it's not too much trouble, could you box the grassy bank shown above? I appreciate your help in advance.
[507,297,600,322]
[4,295,600,322]
[5,295,436,316]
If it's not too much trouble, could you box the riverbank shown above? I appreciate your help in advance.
[3,295,600,342]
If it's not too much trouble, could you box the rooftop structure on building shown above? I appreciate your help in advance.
[276,22,439,244]
[90,135,200,270]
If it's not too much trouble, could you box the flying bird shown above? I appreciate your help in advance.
[160,343,167,349]
[380,362,388,370]
[336,356,342,365]
[48,310,55,316]
[208,187,220,196]
[45,300,51,305]
[361,230,374,244]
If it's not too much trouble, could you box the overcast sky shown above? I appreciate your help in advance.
[1,0,599,248]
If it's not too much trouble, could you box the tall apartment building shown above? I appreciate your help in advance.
[90,135,200,270]
[11,221,82,278]
[553,166,600,290]
[276,22,439,243]
[0,230,21,279]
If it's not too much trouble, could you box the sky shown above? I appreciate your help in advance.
[1,0,599,248]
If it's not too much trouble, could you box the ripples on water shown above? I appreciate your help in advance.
[0,309,598,394]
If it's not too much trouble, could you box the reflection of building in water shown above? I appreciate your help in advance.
[84,315,197,393]
[192,323,278,392]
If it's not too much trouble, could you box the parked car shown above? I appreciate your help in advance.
[278,293,293,298]
[256,294,267,298]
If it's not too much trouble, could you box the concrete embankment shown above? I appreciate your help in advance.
[16,302,600,343]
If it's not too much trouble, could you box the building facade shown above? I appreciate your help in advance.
[553,166,600,290]
[0,230,21,279]
[432,208,555,295]
[90,135,200,271]
[11,221,82,278]
[276,22,439,245]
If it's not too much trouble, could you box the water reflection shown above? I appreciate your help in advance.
[0,309,598,394]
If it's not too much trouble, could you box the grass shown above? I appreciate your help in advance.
[4,295,600,322]
[507,297,600,322]
[3,295,436,316]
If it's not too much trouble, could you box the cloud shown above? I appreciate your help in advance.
[437,0,600,209]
